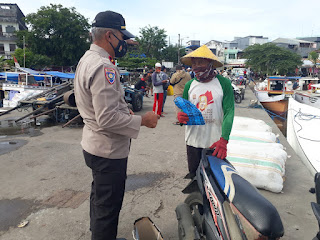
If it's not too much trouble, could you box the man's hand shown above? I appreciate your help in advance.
[129,109,134,115]
[177,112,189,124]
[210,137,228,159]
[141,111,159,128]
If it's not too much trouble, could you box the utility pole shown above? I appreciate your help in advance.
[23,35,25,68]
[178,33,180,64]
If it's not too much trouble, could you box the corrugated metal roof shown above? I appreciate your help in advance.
[272,38,316,45]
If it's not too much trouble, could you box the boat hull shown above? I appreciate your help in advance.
[287,97,320,175]
[294,91,320,109]
[260,100,288,115]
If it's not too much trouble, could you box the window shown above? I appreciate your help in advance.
[229,54,236,59]
[0,44,4,54]
[9,44,16,52]
[6,26,15,33]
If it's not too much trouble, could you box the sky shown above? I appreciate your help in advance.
[2,0,320,46]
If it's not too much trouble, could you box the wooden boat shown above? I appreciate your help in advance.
[254,76,294,115]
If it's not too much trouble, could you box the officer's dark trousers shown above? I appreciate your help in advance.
[83,150,128,240]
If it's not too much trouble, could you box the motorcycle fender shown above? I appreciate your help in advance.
[182,179,199,194]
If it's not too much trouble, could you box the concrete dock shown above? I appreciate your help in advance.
[0,86,317,240]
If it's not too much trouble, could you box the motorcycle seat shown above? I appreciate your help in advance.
[207,155,284,238]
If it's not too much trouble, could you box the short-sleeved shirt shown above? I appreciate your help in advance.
[74,44,141,159]
[183,75,234,148]
[135,79,147,90]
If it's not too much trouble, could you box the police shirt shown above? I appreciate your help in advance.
[74,44,141,159]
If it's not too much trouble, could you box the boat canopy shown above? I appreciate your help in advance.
[0,70,75,83]
[44,71,75,79]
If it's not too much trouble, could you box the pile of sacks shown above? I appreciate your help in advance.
[227,116,287,193]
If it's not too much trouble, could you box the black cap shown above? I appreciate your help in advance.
[92,11,135,40]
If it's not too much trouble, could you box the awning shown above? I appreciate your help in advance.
[44,71,75,79]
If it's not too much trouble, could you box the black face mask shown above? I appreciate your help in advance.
[110,32,127,58]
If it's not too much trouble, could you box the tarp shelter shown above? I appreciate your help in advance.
[0,72,19,82]
[17,67,39,75]
[44,71,75,79]
[302,60,314,67]
[120,70,130,76]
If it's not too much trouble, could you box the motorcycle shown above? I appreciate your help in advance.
[176,148,284,240]
[311,173,320,240]
[232,83,242,104]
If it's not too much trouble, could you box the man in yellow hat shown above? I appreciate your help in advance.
[177,45,234,177]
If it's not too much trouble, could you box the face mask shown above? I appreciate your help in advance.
[193,62,216,82]
[110,32,127,58]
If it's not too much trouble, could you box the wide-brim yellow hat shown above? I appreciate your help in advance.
[181,45,223,68]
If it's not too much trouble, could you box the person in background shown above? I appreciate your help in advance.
[170,65,191,125]
[135,73,149,95]
[146,69,153,96]
[161,65,169,115]
[177,45,234,177]
[74,10,159,240]
[187,67,195,78]
[222,70,228,78]
[152,63,167,117]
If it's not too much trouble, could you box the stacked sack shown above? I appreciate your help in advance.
[227,116,287,193]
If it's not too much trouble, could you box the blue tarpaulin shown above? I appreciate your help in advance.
[44,71,75,79]
[0,72,19,82]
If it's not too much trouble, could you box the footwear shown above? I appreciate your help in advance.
[160,114,165,117]
[173,121,180,125]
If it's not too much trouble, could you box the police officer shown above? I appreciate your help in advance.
[74,11,159,240]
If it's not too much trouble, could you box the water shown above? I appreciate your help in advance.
[0,117,56,137]
[0,198,40,232]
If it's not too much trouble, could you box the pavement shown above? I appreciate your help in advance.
[0,86,318,240]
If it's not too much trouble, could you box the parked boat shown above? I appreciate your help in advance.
[293,77,320,108]
[287,97,320,175]
[0,68,74,108]
[254,76,295,115]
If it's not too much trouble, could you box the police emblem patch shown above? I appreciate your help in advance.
[105,68,116,84]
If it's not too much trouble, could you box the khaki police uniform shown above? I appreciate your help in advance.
[74,44,141,159]
[74,44,141,240]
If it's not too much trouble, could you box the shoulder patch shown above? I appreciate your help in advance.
[105,68,116,84]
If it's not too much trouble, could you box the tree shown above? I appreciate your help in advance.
[16,4,90,67]
[309,51,319,77]
[244,43,302,76]
[9,48,51,69]
[160,44,186,64]
[135,25,167,59]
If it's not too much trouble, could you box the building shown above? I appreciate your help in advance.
[223,48,246,67]
[185,40,200,54]
[0,3,27,59]
[298,37,320,49]
[230,36,269,50]
[272,38,317,58]
[205,40,224,63]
